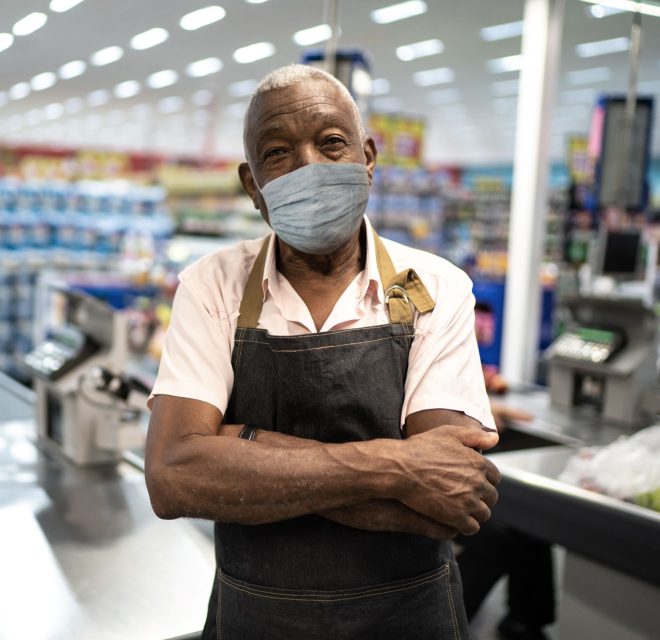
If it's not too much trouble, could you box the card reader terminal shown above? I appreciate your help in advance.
[550,327,625,364]
[25,325,98,381]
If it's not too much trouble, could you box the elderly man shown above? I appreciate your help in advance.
[146,64,500,640]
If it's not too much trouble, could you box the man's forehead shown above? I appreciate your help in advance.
[250,81,354,130]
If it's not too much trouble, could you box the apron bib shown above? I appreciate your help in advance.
[202,229,469,639]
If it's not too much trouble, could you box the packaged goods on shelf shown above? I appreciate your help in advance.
[158,164,269,239]
[0,178,174,381]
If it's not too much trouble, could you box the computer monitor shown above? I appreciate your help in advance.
[590,229,646,284]
[601,230,642,277]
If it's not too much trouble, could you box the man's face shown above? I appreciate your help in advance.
[239,78,376,220]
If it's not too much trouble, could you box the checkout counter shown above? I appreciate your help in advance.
[0,370,215,640]
[1,282,659,639]
[489,388,660,640]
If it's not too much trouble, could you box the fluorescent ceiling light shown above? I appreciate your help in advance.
[13,12,48,37]
[412,67,454,86]
[26,109,43,126]
[85,114,102,128]
[186,57,223,78]
[223,102,249,118]
[561,88,597,103]
[493,97,518,114]
[105,109,125,125]
[157,96,184,114]
[64,97,84,113]
[180,5,226,30]
[587,4,627,17]
[440,104,469,121]
[87,89,110,107]
[372,96,404,111]
[293,24,332,46]
[427,88,461,104]
[352,69,372,96]
[44,103,64,120]
[130,27,169,50]
[31,71,57,91]
[192,88,215,105]
[371,78,391,95]
[490,79,519,96]
[90,45,123,66]
[194,110,213,126]
[638,80,660,93]
[0,33,14,53]
[233,41,275,63]
[555,104,589,119]
[578,0,660,18]
[114,80,141,99]
[575,36,630,57]
[371,1,427,24]
[131,103,153,119]
[58,60,86,79]
[396,38,443,61]
[228,79,258,97]
[487,54,523,73]
[566,66,611,85]
[147,69,179,89]
[49,0,86,12]
[480,20,524,41]
[245,0,270,4]
[8,115,25,130]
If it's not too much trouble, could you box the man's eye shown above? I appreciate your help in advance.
[323,136,347,147]
[264,148,287,158]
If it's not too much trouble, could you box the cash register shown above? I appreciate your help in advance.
[546,229,659,427]
[24,287,147,466]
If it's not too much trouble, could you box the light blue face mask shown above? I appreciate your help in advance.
[259,162,370,255]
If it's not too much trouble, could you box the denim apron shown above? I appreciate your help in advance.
[201,230,469,639]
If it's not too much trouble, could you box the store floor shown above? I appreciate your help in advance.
[469,547,564,640]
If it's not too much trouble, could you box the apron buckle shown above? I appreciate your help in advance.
[384,285,409,306]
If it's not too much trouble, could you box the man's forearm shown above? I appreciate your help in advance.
[235,427,456,539]
[146,396,500,535]
[146,421,402,525]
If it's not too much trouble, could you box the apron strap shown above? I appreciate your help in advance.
[237,236,271,329]
[237,229,437,329]
[372,229,435,324]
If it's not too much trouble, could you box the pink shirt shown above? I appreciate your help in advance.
[150,217,495,429]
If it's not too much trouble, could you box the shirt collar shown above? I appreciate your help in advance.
[260,216,383,305]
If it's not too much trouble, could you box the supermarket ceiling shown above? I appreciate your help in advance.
[1,0,660,165]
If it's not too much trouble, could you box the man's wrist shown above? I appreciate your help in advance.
[355,438,410,501]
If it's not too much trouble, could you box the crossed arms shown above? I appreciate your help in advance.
[145,395,501,540]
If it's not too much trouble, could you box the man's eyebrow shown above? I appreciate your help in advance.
[254,116,354,148]
[254,125,289,148]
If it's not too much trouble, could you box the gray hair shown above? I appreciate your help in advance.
[243,64,365,164]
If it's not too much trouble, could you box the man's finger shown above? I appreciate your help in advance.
[481,482,499,508]
[472,501,491,524]
[484,459,502,486]
[458,515,481,536]
[450,425,500,450]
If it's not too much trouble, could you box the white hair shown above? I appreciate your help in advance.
[242,64,365,163]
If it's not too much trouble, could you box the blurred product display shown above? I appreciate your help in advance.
[0,177,172,381]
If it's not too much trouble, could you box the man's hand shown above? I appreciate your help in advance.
[320,500,458,540]
[393,425,501,536]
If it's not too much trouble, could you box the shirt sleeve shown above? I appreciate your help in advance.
[148,279,234,413]
[402,272,495,429]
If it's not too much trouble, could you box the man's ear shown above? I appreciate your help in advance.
[238,162,260,210]
[363,137,377,184]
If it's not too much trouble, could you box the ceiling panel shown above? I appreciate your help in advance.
[0,0,659,164]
